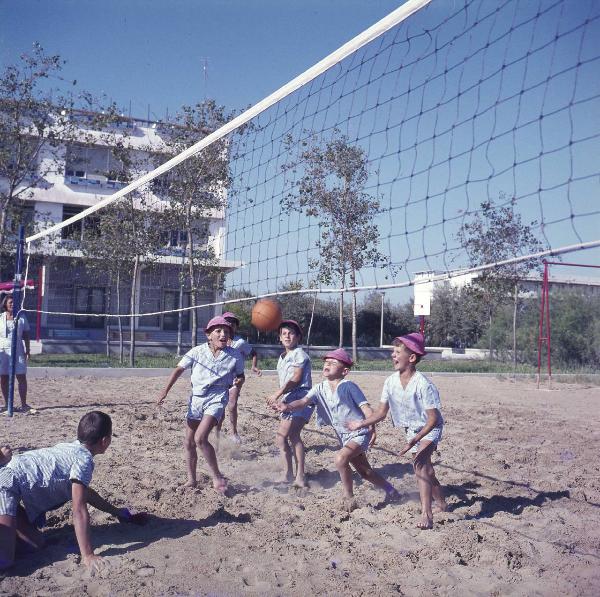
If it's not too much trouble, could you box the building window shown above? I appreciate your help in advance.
[74,286,105,328]
[162,290,190,331]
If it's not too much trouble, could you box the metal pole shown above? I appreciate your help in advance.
[419,315,425,336]
[36,266,43,341]
[7,225,25,417]
[379,292,385,347]
[536,261,548,388]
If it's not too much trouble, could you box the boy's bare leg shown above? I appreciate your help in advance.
[335,444,362,498]
[226,387,240,441]
[0,375,8,407]
[413,441,437,529]
[350,451,399,497]
[16,375,28,409]
[288,418,308,488]
[194,415,227,493]
[275,419,294,483]
[184,419,200,487]
[15,506,44,551]
[0,514,17,569]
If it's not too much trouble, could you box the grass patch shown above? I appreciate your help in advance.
[29,353,598,376]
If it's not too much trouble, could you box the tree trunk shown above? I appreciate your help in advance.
[128,256,140,367]
[513,283,518,375]
[338,291,344,348]
[351,270,358,364]
[105,285,112,358]
[488,311,493,363]
[305,293,317,351]
[186,209,198,346]
[116,270,124,364]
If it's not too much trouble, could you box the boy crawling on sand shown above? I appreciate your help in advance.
[275,348,399,510]
[0,411,145,571]
[347,333,447,529]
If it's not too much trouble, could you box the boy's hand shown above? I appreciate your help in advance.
[265,393,280,407]
[252,366,262,377]
[345,420,362,432]
[157,391,168,406]
[117,508,149,525]
[273,402,289,413]
[0,445,12,466]
[399,443,413,456]
[368,426,377,447]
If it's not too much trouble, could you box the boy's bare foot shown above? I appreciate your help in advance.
[432,502,448,514]
[0,445,12,466]
[183,480,198,488]
[341,496,358,512]
[417,515,433,530]
[384,488,402,502]
[293,476,307,489]
[277,473,294,484]
[213,477,228,495]
[230,433,242,445]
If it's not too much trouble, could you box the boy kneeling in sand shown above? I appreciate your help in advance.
[0,411,144,571]
[275,348,399,509]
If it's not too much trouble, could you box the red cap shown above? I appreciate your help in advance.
[393,332,426,356]
[278,319,303,339]
[205,316,234,334]
[222,311,240,325]
[324,348,353,367]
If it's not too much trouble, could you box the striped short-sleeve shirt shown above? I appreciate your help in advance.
[6,440,94,522]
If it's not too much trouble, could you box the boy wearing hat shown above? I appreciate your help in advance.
[217,312,261,443]
[275,348,399,509]
[0,411,145,571]
[347,333,446,529]
[266,320,312,487]
[157,316,244,494]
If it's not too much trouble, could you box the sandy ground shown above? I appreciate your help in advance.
[0,371,599,596]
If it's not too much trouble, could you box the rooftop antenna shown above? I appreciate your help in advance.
[200,57,210,100]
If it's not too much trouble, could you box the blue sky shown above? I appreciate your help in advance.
[2,0,599,302]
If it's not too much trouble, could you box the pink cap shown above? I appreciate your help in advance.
[205,316,234,333]
[278,319,303,339]
[324,348,353,367]
[394,332,426,355]
[222,311,240,325]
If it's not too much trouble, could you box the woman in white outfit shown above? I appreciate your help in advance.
[0,296,31,412]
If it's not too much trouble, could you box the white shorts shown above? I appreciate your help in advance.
[0,467,19,517]
[186,393,227,423]
[339,430,371,452]
[0,350,27,376]
[405,426,443,454]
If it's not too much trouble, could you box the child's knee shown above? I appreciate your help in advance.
[275,432,288,448]
[334,451,349,469]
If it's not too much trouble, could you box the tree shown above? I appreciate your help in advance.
[154,101,234,344]
[282,131,397,362]
[0,44,96,268]
[456,196,543,364]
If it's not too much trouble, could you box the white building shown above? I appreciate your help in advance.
[1,111,238,352]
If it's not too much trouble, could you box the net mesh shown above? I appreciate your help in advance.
[24,0,600,330]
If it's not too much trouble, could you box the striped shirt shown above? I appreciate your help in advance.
[6,440,94,522]
[380,371,444,430]
[277,347,312,402]
[178,343,244,397]
[306,379,369,439]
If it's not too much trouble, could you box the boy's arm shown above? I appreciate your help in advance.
[250,350,262,376]
[71,481,102,571]
[399,408,440,456]
[359,403,378,446]
[347,402,389,430]
[22,330,31,359]
[266,366,304,406]
[157,366,185,404]
[86,487,147,525]
[274,395,312,413]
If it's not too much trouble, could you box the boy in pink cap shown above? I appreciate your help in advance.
[347,332,446,529]
[157,316,244,494]
[216,311,261,443]
[266,320,313,488]
[275,348,399,510]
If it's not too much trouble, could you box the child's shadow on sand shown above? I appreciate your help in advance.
[8,510,251,576]
[446,481,570,518]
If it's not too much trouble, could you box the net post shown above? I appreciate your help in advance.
[7,225,25,417]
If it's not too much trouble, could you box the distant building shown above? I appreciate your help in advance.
[0,110,238,352]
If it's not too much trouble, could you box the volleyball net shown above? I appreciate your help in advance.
[22,0,600,329]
